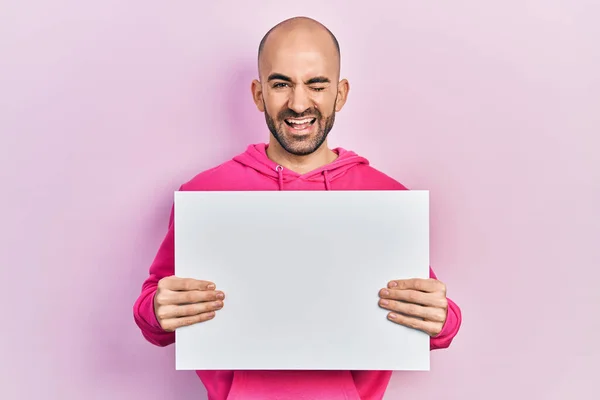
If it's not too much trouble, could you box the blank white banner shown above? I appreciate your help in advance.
[174,190,430,371]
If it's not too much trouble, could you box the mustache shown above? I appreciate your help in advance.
[278,109,321,120]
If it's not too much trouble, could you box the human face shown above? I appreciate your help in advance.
[252,36,349,156]
[263,73,337,156]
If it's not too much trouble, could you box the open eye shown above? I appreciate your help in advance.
[273,82,289,88]
[311,87,326,92]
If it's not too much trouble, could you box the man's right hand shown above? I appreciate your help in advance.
[153,276,225,332]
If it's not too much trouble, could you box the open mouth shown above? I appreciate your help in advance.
[284,118,317,130]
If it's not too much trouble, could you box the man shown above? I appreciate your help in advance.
[133,16,462,400]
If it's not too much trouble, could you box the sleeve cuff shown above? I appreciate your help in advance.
[430,297,462,350]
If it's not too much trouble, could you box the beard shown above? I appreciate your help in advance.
[264,99,337,156]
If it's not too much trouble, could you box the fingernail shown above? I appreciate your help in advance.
[380,300,389,306]
[214,301,223,308]
[389,281,397,287]
[207,284,216,290]
[388,313,396,320]
[381,289,389,296]
[216,292,224,299]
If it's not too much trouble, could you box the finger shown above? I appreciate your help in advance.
[157,300,224,320]
[161,311,216,332]
[379,299,446,323]
[160,277,216,291]
[386,312,443,337]
[379,288,448,309]
[156,289,225,306]
[388,278,444,293]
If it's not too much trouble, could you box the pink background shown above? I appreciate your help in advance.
[1,1,599,399]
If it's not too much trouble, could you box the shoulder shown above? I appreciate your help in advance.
[363,164,409,189]
[343,163,409,190]
[179,159,243,191]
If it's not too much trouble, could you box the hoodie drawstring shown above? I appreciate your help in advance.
[275,165,332,191]
[323,170,331,190]
[276,165,284,190]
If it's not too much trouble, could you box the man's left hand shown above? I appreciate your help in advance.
[378,278,448,337]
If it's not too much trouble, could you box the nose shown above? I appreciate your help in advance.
[288,85,311,114]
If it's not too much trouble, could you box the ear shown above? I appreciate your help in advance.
[334,79,350,112]
[251,79,265,112]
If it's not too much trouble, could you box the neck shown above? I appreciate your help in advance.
[266,137,338,174]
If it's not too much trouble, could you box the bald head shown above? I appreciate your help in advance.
[250,16,350,159]
[257,17,341,79]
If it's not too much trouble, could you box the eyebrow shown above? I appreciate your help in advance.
[267,73,331,85]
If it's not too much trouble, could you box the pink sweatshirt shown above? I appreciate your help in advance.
[133,143,462,400]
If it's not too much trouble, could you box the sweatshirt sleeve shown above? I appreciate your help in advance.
[132,203,177,347]
[428,266,462,350]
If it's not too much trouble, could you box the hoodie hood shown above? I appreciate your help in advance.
[232,143,369,190]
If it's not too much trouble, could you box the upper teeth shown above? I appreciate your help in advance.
[288,118,312,124]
